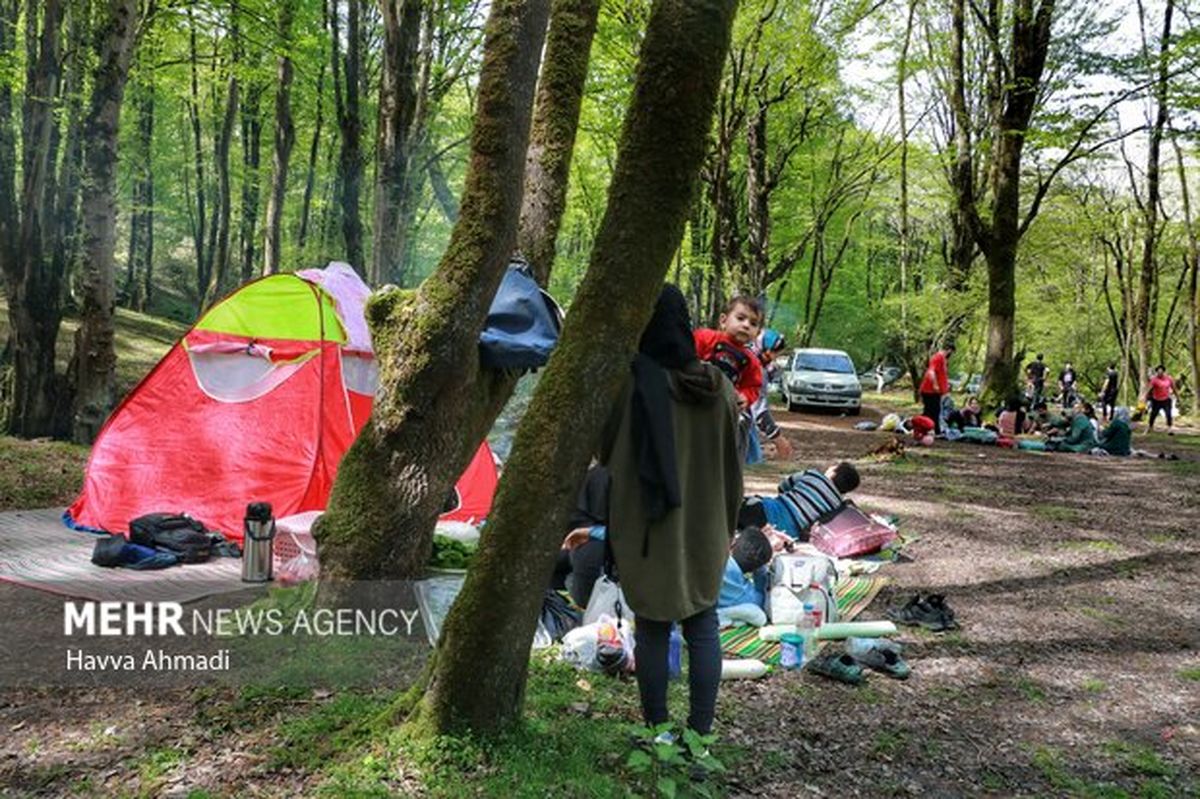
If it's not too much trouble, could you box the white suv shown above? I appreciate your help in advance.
[783,348,862,414]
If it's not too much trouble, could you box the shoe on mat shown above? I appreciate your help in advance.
[806,652,865,685]
[846,637,910,679]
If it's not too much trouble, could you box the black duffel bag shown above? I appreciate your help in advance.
[128,513,213,564]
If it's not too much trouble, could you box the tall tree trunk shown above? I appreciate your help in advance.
[414,0,739,736]
[332,0,365,271]
[0,0,69,438]
[371,0,423,286]
[297,60,326,251]
[314,0,553,582]
[187,7,209,309]
[745,102,768,295]
[1173,139,1199,412]
[263,0,297,275]
[239,86,263,283]
[73,0,141,444]
[1133,0,1173,392]
[516,0,602,283]
[125,60,154,309]
[897,0,914,353]
[203,70,239,308]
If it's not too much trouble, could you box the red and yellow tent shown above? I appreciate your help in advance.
[67,263,497,541]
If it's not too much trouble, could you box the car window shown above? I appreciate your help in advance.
[793,353,854,374]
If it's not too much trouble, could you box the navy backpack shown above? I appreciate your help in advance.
[479,258,563,370]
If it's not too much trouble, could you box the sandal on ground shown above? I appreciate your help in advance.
[846,637,911,679]
[806,652,865,685]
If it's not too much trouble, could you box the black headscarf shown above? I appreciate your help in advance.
[631,285,696,527]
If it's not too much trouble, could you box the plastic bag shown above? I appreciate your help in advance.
[582,576,627,626]
[559,613,635,674]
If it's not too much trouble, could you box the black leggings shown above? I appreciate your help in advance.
[634,606,721,735]
[921,392,942,434]
[549,539,607,608]
[1149,398,1173,428]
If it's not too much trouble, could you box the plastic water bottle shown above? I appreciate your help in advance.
[798,603,816,659]
[667,624,683,680]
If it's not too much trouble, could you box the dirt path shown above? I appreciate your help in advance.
[1,403,1198,797]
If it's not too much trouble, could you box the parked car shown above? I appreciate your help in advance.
[783,348,862,414]
[857,365,902,390]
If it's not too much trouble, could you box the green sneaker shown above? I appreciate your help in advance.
[806,652,866,685]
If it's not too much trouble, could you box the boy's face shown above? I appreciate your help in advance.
[719,303,760,346]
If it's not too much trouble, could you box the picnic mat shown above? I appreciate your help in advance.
[0,508,245,603]
[719,574,886,665]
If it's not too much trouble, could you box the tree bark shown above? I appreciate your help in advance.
[238,85,263,283]
[73,0,141,444]
[263,0,297,275]
[0,0,70,438]
[124,65,154,309]
[371,0,423,286]
[413,0,739,736]
[314,0,552,583]
[332,0,365,271]
[203,68,238,309]
[297,59,326,251]
[1133,0,1173,393]
[1172,139,1199,412]
[186,6,209,310]
[516,0,602,283]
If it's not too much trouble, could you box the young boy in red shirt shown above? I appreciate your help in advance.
[1146,365,1176,435]
[693,295,764,412]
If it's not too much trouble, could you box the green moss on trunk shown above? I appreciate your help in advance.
[415,0,740,736]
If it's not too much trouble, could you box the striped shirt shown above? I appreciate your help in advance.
[770,469,845,538]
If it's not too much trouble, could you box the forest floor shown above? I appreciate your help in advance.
[1,397,1198,798]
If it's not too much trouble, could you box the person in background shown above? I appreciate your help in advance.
[960,395,983,428]
[601,284,743,745]
[1145,365,1176,435]
[554,465,611,608]
[919,342,955,434]
[693,295,764,461]
[717,526,773,627]
[1058,362,1078,410]
[997,397,1027,437]
[1026,353,1048,404]
[750,329,793,460]
[1096,406,1133,456]
[1046,400,1098,453]
[1100,363,1120,421]
[737,463,861,540]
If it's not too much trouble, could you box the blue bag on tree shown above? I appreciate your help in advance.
[479,258,563,370]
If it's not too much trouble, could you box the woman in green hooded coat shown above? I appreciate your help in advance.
[600,285,743,739]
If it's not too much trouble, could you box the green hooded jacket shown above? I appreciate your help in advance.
[601,362,743,622]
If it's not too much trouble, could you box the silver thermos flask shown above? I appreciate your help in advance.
[241,502,275,583]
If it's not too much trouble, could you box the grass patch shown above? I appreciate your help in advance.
[1062,538,1122,553]
[310,655,707,797]
[136,746,185,791]
[1102,741,1176,779]
[0,435,89,511]
[272,692,392,770]
[872,729,906,756]
[1078,606,1125,627]
[1030,504,1081,523]
[1178,666,1200,682]
[1015,677,1047,703]
[1081,678,1107,694]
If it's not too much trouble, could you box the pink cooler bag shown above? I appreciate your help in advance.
[809,504,897,558]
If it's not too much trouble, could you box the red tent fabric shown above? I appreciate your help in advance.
[67,264,497,541]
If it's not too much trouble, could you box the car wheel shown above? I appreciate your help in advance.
[786,394,800,412]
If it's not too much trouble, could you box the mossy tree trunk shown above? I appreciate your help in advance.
[314,0,552,583]
[72,0,142,444]
[413,0,739,736]
[516,0,601,282]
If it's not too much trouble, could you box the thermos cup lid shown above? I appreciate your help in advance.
[245,502,273,521]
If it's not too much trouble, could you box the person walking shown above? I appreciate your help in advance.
[1100,363,1119,421]
[601,284,743,745]
[919,342,955,434]
[1145,365,1177,435]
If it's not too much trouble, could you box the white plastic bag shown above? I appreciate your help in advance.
[559,613,635,672]
[582,576,628,626]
